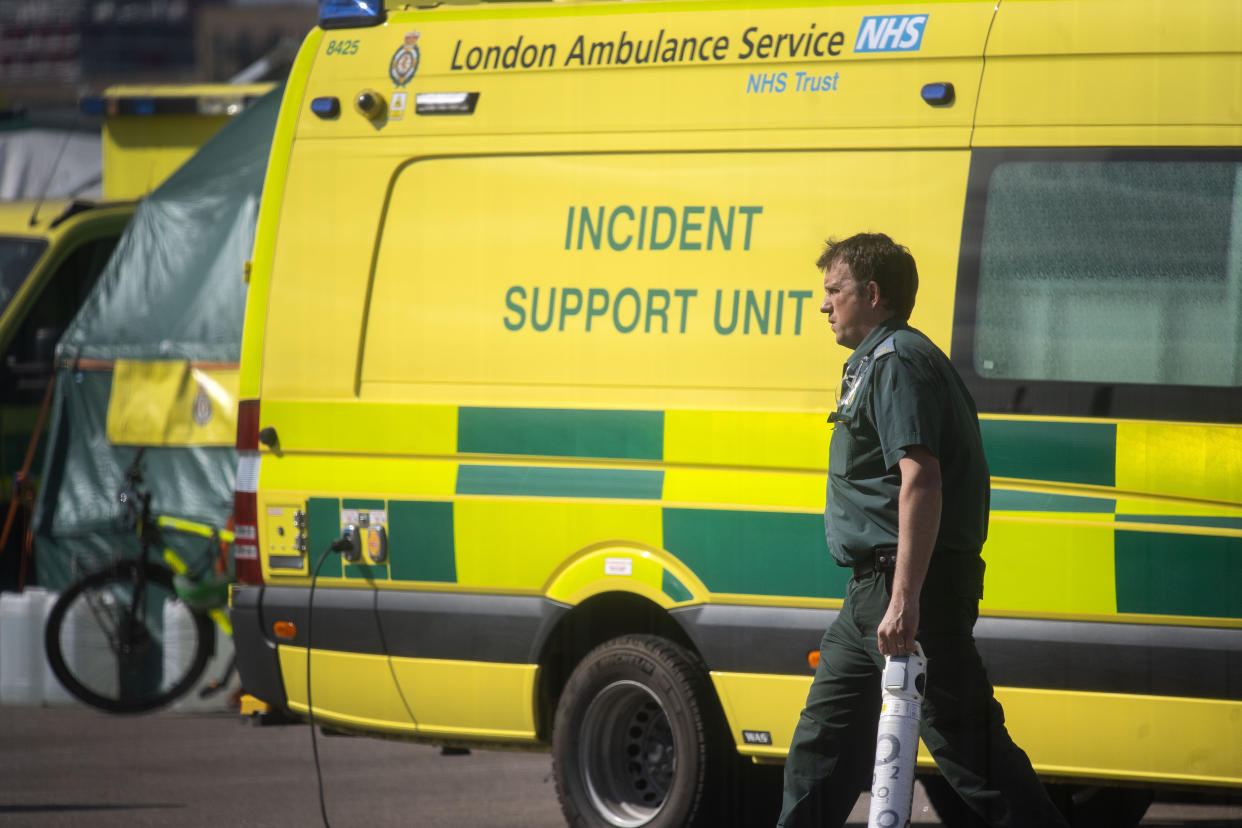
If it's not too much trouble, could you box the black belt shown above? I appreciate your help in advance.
[853,549,897,579]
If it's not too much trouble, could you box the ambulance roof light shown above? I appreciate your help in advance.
[79,94,260,117]
[319,0,385,30]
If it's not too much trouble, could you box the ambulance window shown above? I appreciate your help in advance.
[973,159,1241,388]
[0,237,49,316]
[0,235,118,405]
[954,151,1242,423]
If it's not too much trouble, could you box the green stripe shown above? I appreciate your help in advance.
[388,500,457,583]
[981,420,1115,487]
[344,563,389,581]
[990,490,1115,513]
[1115,531,1242,619]
[307,497,343,579]
[663,508,848,598]
[457,407,664,460]
[662,569,693,603]
[457,465,663,499]
[1116,515,1242,531]
[343,498,385,510]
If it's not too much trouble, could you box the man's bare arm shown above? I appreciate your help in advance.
[877,446,942,656]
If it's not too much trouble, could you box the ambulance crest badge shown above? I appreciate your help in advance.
[192,384,213,426]
[390,31,421,87]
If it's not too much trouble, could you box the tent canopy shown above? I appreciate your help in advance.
[34,85,282,589]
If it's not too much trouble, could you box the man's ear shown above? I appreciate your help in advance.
[865,280,883,309]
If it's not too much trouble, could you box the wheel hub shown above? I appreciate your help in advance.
[579,680,676,827]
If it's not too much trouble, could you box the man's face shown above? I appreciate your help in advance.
[820,260,880,350]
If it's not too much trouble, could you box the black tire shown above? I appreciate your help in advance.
[552,635,727,828]
[45,560,214,714]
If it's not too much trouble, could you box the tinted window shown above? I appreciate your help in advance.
[954,150,1242,423]
[0,237,50,316]
[975,161,1241,388]
[1,235,119,404]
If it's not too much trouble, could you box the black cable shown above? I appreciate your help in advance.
[373,587,419,731]
[306,544,336,828]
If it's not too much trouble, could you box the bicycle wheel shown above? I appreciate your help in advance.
[45,560,214,713]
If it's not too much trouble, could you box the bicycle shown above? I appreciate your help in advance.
[43,449,236,713]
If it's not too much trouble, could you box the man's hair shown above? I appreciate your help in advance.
[815,233,919,320]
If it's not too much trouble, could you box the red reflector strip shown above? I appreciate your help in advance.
[236,399,261,451]
[233,461,262,582]
[233,399,263,584]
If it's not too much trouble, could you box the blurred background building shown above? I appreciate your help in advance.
[0,0,316,198]
[0,0,316,115]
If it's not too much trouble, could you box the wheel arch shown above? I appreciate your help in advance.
[533,541,715,742]
[534,589,707,743]
[541,539,709,609]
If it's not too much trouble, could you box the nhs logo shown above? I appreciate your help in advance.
[855,14,928,53]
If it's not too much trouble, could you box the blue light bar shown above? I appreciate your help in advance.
[319,0,385,30]
[920,82,955,107]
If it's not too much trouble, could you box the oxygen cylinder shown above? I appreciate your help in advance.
[867,643,927,828]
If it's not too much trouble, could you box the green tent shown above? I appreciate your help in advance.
[33,86,282,589]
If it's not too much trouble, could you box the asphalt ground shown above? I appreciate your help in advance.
[2,705,1240,827]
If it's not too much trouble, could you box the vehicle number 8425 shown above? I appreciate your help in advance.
[326,39,360,56]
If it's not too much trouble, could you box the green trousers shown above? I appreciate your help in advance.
[778,561,1070,828]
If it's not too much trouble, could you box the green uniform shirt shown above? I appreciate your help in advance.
[825,317,989,567]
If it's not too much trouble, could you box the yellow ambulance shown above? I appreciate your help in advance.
[228,1,1242,825]
[0,199,132,513]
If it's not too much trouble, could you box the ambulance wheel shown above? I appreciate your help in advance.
[552,634,724,828]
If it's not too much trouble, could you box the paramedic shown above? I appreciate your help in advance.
[777,233,1069,828]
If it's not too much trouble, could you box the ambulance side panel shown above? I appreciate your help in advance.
[244,0,992,743]
[229,0,1242,793]
[946,0,1242,786]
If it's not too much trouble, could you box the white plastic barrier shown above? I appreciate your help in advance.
[40,591,76,706]
[2,587,236,710]
[1,588,83,707]
[0,588,47,705]
[163,601,240,712]
[53,588,116,705]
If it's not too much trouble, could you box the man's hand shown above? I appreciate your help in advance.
[878,594,919,656]
[880,446,942,657]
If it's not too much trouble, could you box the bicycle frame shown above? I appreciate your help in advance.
[118,449,236,636]
[156,515,236,637]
